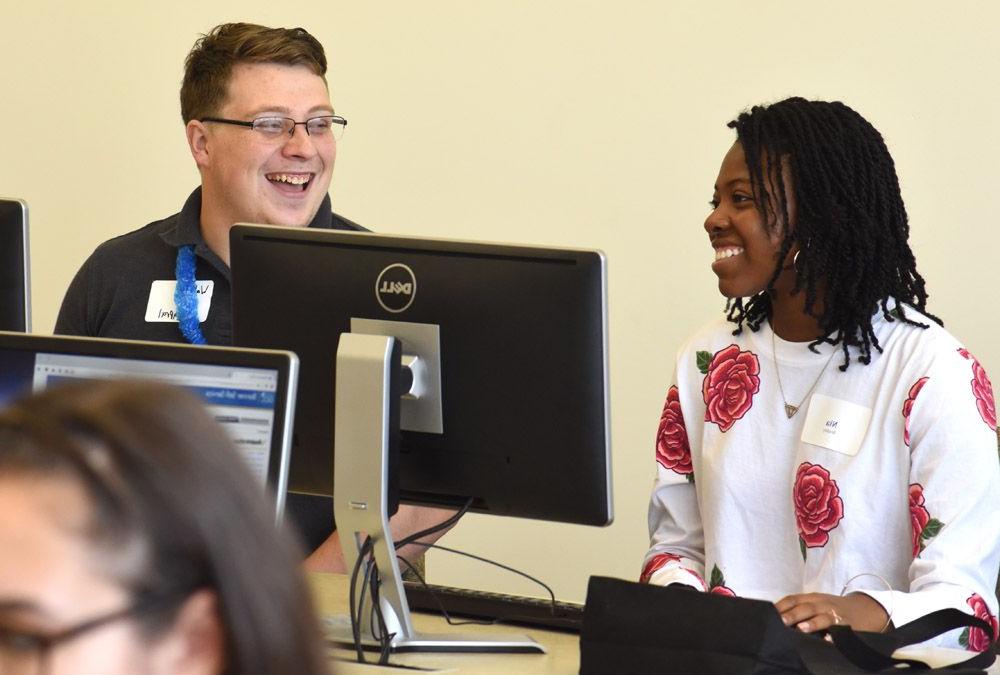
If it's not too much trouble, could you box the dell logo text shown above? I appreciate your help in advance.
[379,281,413,295]
[375,264,417,313]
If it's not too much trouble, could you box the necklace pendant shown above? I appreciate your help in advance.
[784,404,799,419]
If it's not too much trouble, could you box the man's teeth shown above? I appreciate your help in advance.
[714,247,744,261]
[268,174,310,185]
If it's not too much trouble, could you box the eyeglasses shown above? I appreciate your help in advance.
[200,115,347,141]
[0,595,180,675]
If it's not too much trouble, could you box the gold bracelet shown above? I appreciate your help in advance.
[840,572,893,633]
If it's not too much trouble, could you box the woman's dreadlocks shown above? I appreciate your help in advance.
[724,97,940,370]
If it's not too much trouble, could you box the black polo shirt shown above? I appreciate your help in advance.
[55,186,364,342]
[55,186,365,551]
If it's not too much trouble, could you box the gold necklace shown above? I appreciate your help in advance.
[770,326,837,418]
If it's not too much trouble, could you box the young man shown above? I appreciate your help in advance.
[56,23,358,343]
[55,23,451,572]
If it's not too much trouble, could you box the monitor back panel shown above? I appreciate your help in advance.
[231,226,611,526]
[0,199,30,332]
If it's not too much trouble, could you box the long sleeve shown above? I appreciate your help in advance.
[643,379,708,589]
[641,314,1000,651]
[863,347,1000,649]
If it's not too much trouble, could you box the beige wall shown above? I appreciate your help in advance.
[3,2,998,601]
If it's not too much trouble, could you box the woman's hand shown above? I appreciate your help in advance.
[775,592,890,633]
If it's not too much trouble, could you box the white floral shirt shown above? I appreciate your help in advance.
[644,308,1000,650]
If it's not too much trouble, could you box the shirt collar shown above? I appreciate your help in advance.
[159,187,206,249]
[159,187,335,277]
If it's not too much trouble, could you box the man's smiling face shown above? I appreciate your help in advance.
[191,62,336,230]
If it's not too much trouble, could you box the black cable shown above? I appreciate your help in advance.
[344,498,470,667]
[367,560,393,664]
[356,557,373,649]
[396,554,495,627]
[350,499,551,664]
[366,567,378,638]
[395,503,562,622]
[347,536,374,663]
[394,497,474,550]
[413,541,557,607]
[349,538,397,664]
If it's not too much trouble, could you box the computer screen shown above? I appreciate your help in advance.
[230,225,611,527]
[0,199,30,332]
[0,332,298,518]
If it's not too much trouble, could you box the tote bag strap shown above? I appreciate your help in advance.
[825,608,996,672]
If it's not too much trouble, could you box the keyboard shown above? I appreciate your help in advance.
[403,582,585,633]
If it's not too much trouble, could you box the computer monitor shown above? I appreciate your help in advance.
[0,199,30,332]
[230,224,611,652]
[230,225,611,524]
[0,332,298,520]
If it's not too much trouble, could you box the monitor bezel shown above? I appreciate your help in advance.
[0,198,30,332]
[0,331,299,519]
[230,223,613,527]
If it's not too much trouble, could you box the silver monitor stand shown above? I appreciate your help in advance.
[326,331,543,653]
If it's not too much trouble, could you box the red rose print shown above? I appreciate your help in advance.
[702,345,760,432]
[972,361,996,431]
[962,593,999,652]
[909,484,931,557]
[959,348,996,431]
[640,552,682,584]
[901,377,928,447]
[656,386,692,476]
[793,462,844,549]
[708,564,736,597]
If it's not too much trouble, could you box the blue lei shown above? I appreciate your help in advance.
[174,245,207,345]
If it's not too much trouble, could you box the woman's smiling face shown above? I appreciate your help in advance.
[704,141,795,299]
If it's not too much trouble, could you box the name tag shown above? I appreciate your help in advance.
[801,393,872,456]
[144,280,214,323]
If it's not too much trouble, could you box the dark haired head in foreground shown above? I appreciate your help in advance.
[0,380,330,674]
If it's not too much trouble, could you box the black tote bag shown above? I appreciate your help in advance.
[580,576,995,675]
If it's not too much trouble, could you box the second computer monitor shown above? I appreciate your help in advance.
[231,225,611,527]
[0,199,30,332]
[0,332,298,519]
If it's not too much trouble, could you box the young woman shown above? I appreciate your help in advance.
[643,98,1000,651]
[0,380,332,674]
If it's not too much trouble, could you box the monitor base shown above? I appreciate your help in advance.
[322,613,545,653]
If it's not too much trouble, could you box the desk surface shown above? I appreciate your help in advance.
[310,573,580,674]
[310,573,997,674]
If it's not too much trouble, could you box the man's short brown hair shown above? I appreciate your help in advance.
[181,22,327,123]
